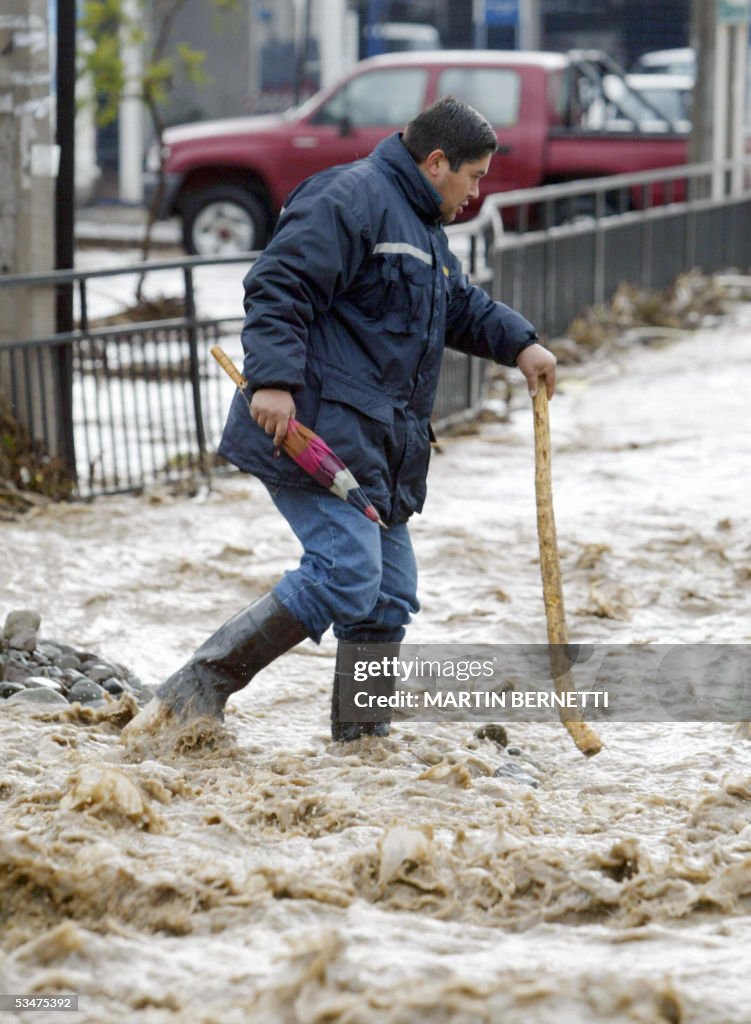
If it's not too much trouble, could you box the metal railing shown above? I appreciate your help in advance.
[446,156,751,339]
[0,254,485,498]
[0,255,248,496]
[3,157,750,499]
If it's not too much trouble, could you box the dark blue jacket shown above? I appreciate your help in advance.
[218,133,537,525]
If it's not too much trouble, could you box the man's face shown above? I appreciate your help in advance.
[431,154,492,224]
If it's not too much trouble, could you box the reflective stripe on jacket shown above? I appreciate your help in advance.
[217,133,537,525]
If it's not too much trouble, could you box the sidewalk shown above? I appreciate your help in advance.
[75,202,182,251]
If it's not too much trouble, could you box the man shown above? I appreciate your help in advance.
[135,96,556,741]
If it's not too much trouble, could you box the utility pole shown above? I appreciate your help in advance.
[518,0,541,51]
[118,0,144,203]
[691,0,750,198]
[473,0,488,49]
[690,0,715,166]
[55,0,77,472]
[0,0,68,463]
[293,0,312,104]
[0,0,57,316]
[315,0,357,90]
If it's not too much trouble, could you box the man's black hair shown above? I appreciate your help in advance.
[403,96,498,172]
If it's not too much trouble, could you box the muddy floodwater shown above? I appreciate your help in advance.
[2,306,751,1024]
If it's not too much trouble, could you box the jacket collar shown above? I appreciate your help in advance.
[371,133,443,222]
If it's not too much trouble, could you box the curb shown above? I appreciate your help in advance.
[74,213,182,251]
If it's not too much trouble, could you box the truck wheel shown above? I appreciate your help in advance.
[181,185,270,255]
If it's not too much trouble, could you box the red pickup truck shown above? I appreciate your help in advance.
[146,49,690,255]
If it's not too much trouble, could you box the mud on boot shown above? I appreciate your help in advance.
[147,592,308,724]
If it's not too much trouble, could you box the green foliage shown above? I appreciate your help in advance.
[175,43,209,87]
[78,0,239,130]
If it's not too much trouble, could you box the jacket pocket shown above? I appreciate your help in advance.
[314,374,397,500]
[379,254,434,335]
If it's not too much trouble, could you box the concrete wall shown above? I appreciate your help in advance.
[0,0,60,454]
[160,1,253,124]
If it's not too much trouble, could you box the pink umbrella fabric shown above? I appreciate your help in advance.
[211,346,386,528]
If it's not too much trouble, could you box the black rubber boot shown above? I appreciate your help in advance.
[330,640,395,742]
[155,592,308,721]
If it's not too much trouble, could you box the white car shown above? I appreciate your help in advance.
[364,22,442,54]
[631,48,695,77]
[598,72,693,133]
[631,46,751,129]
[623,73,693,131]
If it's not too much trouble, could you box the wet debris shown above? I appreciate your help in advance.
[87,292,186,328]
[60,764,166,832]
[378,825,435,891]
[0,608,152,711]
[577,580,633,621]
[555,270,732,356]
[0,401,75,515]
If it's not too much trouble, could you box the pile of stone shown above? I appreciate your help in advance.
[0,609,153,709]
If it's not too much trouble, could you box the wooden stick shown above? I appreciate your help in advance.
[210,345,247,390]
[533,386,603,758]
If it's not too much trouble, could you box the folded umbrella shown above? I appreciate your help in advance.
[211,345,386,528]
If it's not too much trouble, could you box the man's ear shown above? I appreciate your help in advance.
[421,148,448,180]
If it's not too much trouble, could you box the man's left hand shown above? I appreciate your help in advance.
[516,343,557,399]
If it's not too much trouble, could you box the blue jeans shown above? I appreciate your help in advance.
[265,484,419,644]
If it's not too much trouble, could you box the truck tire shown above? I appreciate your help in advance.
[181,185,270,255]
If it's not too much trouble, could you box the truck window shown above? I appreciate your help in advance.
[547,68,568,127]
[436,69,521,127]
[310,68,427,128]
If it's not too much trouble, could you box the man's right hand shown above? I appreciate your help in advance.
[516,343,557,399]
[250,388,296,447]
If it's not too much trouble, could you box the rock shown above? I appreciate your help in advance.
[2,661,32,684]
[85,663,120,684]
[23,676,65,694]
[0,681,26,699]
[62,669,89,687]
[75,652,99,666]
[36,641,63,661]
[7,629,39,653]
[67,679,106,704]
[101,677,125,696]
[126,678,154,704]
[494,762,539,788]
[504,747,544,773]
[0,620,143,709]
[474,723,509,748]
[58,653,82,671]
[3,610,41,652]
[4,687,69,706]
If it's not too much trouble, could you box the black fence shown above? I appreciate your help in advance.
[447,157,751,339]
[2,158,750,500]
[0,255,485,498]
